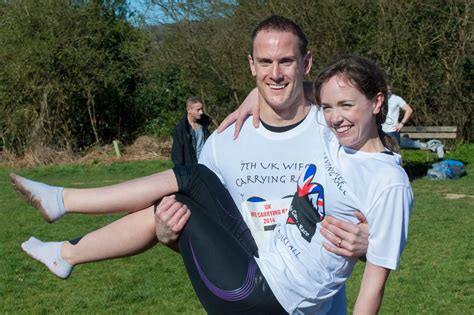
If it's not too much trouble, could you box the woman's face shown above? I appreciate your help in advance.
[320,75,384,152]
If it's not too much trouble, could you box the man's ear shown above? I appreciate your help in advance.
[303,51,312,74]
[373,92,384,115]
[248,54,256,76]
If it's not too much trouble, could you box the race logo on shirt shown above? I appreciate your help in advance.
[241,197,292,248]
[286,164,325,242]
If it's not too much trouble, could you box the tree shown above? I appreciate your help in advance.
[145,0,473,141]
[0,0,150,156]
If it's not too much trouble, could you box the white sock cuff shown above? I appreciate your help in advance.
[56,187,66,215]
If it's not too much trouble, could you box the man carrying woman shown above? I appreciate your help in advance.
[11,16,412,314]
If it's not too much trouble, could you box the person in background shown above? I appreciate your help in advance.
[171,96,211,166]
[381,88,413,145]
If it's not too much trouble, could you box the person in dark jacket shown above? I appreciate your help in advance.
[171,96,211,166]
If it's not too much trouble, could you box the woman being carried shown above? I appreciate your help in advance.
[11,54,412,314]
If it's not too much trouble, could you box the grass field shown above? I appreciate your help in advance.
[1,146,473,314]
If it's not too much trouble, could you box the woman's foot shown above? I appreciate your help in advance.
[9,174,66,223]
[21,237,73,279]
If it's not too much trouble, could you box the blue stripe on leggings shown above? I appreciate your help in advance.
[189,239,256,301]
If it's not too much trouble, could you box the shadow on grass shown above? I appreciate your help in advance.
[403,160,433,181]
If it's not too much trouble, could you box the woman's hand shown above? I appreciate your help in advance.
[217,88,260,139]
[217,80,315,139]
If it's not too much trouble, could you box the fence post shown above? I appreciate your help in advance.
[112,140,121,157]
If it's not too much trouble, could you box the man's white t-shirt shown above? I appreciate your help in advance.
[199,106,349,313]
[199,105,323,248]
[382,94,408,133]
[255,120,413,314]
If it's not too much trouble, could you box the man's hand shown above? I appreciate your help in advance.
[154,195,191,248]
[320,210,368,258]
[394,122,404,132]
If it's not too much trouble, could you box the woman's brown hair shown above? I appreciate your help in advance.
[314,54,399,152]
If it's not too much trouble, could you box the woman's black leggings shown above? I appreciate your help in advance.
[171,164,287,315]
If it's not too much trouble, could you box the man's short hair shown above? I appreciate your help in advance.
[250,15,308,58]
[186,96,202,109]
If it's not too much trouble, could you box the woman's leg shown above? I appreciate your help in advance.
[174,194,285,315]
[170,165,286,314]
[10,170,178,222]
[22,206,160,279]
[173,165,257,252]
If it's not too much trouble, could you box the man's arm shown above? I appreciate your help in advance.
[395,103,414,132]
[353,262,391,314]
[154,195,190,252]
[320,210,369,258]
[157,134,220,249]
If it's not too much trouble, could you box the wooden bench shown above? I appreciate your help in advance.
[400,126,457,141]
[400,126,457,158]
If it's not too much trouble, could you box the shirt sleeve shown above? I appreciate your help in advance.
[364,184,413,270]
[394,95,407,108]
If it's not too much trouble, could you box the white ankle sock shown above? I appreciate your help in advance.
[21,237,73,279]
[10,174,66,222]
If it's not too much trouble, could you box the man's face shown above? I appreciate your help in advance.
[249,30,312,117]
[187,102,204,122]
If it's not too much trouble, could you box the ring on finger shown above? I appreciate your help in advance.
[337,239,343,247]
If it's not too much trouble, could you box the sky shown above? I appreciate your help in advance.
[127,0,166,25]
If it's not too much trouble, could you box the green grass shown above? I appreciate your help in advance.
[1,146,473,313]
[0,160,203,314]
[347,145,474,314]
